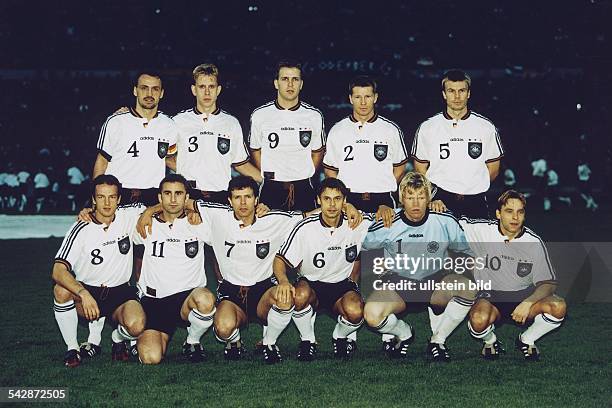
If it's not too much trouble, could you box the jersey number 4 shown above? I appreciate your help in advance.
[128,141,140,157]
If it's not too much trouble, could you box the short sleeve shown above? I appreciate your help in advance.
[484,125,503,163]
[410,123,429,163]
[54,222,88,273]
[231,120,250,166]
[311,111,325,152]
[532,240,556,285]
[167,120,179,156]
[277,224,306,268]
[362,218,392,251]
[322,125,340,170]
[248,112,262,150]
[446,218,474,256]
[391,124,409,166]
[97,115,119,161]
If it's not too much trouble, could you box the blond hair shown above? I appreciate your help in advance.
[398,172,432,203]
[192,63,219,83]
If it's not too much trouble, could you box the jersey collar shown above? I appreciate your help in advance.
[193,106,221,115]
[319,213,344,228]
[233,212,257,227]
[349,112,378,124]
[497,220,526,241]
[442,109,471,121]
[91,212,115,227]
[130,107,159,119]
[274,100,301,111]
[154,211,187,224]
[400,209,429,227]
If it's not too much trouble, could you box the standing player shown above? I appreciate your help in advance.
[170,63,262,203]
[248,60,325,211]
[362,172,476,361]
[193,176,303,364]
[463,190,566,360]
[93,71,177,205]
[323,76,409,212]
[275,178,374,360]
[52,175,146,367]
[411,69,503,218]
[135,174,216,364]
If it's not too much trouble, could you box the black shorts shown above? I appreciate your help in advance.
[140,289,192,336]
[187,183,228,205]
[376,270,450,307]
[120,187,158,206]
[298,277,360,312]
[260,178,316,212]
[81,282,138,318]
[477,288,534,322]
[216,276,276,320]
[347,191,396,213]
[434,187,488,219]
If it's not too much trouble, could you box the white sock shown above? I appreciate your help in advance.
[428,306,443,334]
[263,305,294,346]
[348,331,357,341]
[87,317,105,346]
[311,311,317,333]
[111,324,137,343]
[292,305,316,342]
[262,325,268,339]
[468,321,497,345]
[430,297,473,344]
[186,308,215,344]
[54,300,79,350]
[225,328,241,343]
[373,314,412,341]
[332,315,363,339]
[521,313,564,345]
[382,334,394,342]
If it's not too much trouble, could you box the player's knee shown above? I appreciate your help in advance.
[124,314,146,337]
[53,284,73,303]
[545,296,567,319]
[293,286,311,310]
[363,303,385,327]
[214,318,237,340]
[469,309,491,332]
[341,298,364,324]
[193,290,215,314]
[139,348,163,365]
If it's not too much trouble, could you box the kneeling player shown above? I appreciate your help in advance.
[362,172,476,361]
[135,174,216,364]
[276,178,373,360]
[463,190,566,361]
[194,176,303,364]
[52,175,146,367]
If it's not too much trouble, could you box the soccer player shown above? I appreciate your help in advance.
[93,71,177,206]
[276,178,374,360]
[170,63,262,203]
[323,75,409,213]
[362,172,476,361]
[248,60,325,211]
[411,69,503,218]
[463,190,566,360]
[52,175,146,367]
[192,176,303,364]
[134,174,216,364]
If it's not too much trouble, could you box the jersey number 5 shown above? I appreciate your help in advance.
[439,143,450,159]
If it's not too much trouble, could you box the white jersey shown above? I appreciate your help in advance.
[323,113,409,193]
[248,100,325,181]
[459,218,556,291]
[97,108,178,189]
[278,213,374,283]
[411,111,503,195]
[196,201,303,286]
[174,107,250,191]
[54,204,144,287]
[134,215,208,299]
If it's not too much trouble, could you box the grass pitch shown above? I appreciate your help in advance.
[1,211,611,407]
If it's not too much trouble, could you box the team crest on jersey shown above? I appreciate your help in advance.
[468,142,482,159]
[427,241,440,253]
[374,144,388,161]
[217,137,230,155]
[158,141,169,158]
[345,245,358,262]
[299,130,312,147]
[117,236,131,255]
[516,262,533,277]
[256,242,270,259]
[185,241,199,258]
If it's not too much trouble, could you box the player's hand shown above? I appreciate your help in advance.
[77,208,93,222]
[79,290,100,321]
[255,203,270,217]
[344,203,363,229]
[275,281,295,305]
[137,211,155,239]
[511,301,533,325]
[375,205,394,228]
[429,200,447,213]
[113,106,129,115]
[187,211,202,225]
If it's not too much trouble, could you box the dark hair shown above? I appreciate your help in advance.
[318,177,349,198]
[159,173,188,192]
[497,189,527,211]
[134,71,163,88]
[92,174,122,196]
[441,69,471,90]
[349,75,377,95]
[228,176,260,199]
[275,60,302,79]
